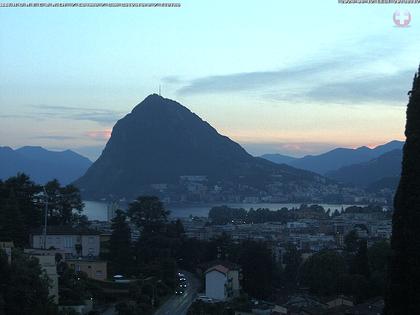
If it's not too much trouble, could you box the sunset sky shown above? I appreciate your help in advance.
[1,0,420,160]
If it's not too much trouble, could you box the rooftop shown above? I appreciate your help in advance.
[206,264,230,275]
[31,226,101,236]
[204,260,240,274]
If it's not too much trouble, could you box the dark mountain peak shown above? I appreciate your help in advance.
[145,93,171,103]
[109,95,228,154]
[145,93,162,100]
[356,146,370,151]
[132,94,189,115]
[123,94,209,134]
[75,96,324,200]
[133,93,166,109]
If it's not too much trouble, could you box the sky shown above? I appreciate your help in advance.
[1,0,420,161]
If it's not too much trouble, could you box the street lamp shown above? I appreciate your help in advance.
[42,186,48,249]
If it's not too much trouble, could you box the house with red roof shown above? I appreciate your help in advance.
[205,262,240,301]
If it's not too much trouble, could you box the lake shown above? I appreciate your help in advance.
[83,200,359,221]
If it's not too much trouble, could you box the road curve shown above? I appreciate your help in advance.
[154,271,200,315]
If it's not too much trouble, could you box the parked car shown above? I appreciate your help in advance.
[196,295,213,303]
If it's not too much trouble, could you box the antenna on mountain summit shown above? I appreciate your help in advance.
[159,85,162,96]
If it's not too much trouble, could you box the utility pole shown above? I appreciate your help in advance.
[43,186,48,249]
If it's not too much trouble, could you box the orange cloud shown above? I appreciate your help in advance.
[86,129,112,140]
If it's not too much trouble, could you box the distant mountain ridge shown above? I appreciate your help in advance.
[261,140,404,175]
[326,149,403,188]
[75,94,333,200]
[260,153,297,165]
[0,146,92,184]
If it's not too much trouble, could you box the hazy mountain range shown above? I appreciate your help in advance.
[1,96,404,195]
[261,140,403,175]
[0,146,92,184]
[262,141,404,191]
[258,153,298,165]
[326,149,402,189]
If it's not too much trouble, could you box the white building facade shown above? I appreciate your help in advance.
[205,264,240,301]
[31,226,101,258]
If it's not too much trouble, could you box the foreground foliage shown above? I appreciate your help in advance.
[385,66,420,313]
[0,249,58,315]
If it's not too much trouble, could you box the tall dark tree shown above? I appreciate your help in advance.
[299,250,346,296]
[369,241,390,298]
[368,240,391,274]
[59,267,89,305]
[239,241,274,299]
[0,249,9,315]
[177,238,213,271]
[282,244,302,285]
[351,239,370,278]
[344,230,359,252]
[45,179,84,226]
[109,210,132,276]
[0,174,86,247]
[3,174,42,229]
[0,201,26,247]
[0,174,42,247]
[127,196,169,238]
[127,196,181,288]
[385,66,420,314]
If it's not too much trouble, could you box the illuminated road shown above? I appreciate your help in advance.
[154,271,200,315]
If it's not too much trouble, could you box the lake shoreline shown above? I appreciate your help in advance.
[82,200,371,222]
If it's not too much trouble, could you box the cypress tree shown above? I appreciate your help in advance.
[352,239,370,278]
[109,210,132,276]
[0,202,26,247]
[385,65,420,314]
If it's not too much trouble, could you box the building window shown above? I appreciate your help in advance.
[64,237,72,248]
